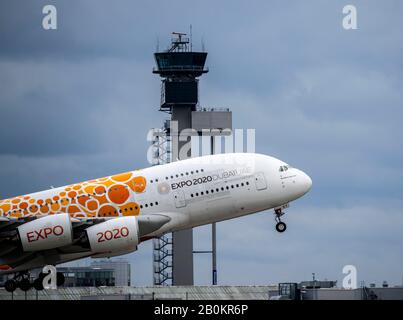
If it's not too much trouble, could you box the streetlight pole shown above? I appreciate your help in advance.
[312,273,316,300]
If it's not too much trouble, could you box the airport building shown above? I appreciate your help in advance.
[1,282,403,300]
[90,259,131,287]
[0,259,130,288]
[56,266,115,287]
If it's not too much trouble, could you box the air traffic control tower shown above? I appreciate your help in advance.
[152,33,231,285]
[153,33,207,286]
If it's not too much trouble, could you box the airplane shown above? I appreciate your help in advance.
[0,152,311,292]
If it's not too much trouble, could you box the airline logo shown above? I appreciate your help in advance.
[26,225,64,243]
[171,167,252,190]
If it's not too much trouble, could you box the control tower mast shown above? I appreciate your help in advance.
[153,32,208,285]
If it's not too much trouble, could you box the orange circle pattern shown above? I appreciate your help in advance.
[0,171,146,219]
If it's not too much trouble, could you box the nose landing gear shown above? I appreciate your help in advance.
[274,208,287,233]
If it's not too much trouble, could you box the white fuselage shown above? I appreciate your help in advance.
[129,153,312,237]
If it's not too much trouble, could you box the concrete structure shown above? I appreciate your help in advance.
[152,33,232,286]
[153,32,208,286]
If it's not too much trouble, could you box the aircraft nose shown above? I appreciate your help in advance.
[299,170,312,194]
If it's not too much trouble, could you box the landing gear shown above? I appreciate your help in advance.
[57,272,65,286]
[3,269,64,292]
[4,279,17,293]
[276,221,287,233]
[274,208,287,233]
[33,277,44,291]
[18,277,32,292]
[32,272,47,291]
[4,272,31,293]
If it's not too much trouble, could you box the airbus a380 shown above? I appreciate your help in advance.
[0,153,311,292]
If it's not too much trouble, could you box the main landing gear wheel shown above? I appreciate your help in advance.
[4,279,17,293]
[3,270,58,292]
[57,272,65,286]
[18,278,32,292]
[33,277,44,291]
[276,221,287,233]
[4,272,32,292]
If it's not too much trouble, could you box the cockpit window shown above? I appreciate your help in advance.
[279,165,292,172]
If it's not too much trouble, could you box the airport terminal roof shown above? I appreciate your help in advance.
[0,285,278,300]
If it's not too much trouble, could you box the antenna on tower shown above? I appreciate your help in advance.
[190,24,193,52]
[201,36,205,52]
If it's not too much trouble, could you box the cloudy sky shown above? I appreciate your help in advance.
[0,0,402,287]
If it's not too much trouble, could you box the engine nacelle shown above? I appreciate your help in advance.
[17,214,73,252]
[85,217,139,256]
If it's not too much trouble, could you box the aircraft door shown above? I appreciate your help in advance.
[173,190,186,208]
[254,172,267,190]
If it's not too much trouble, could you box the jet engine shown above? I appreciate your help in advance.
[17,213,73,252]
[85,216,139,257]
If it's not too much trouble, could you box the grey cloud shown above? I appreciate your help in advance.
[0,58,160,156]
